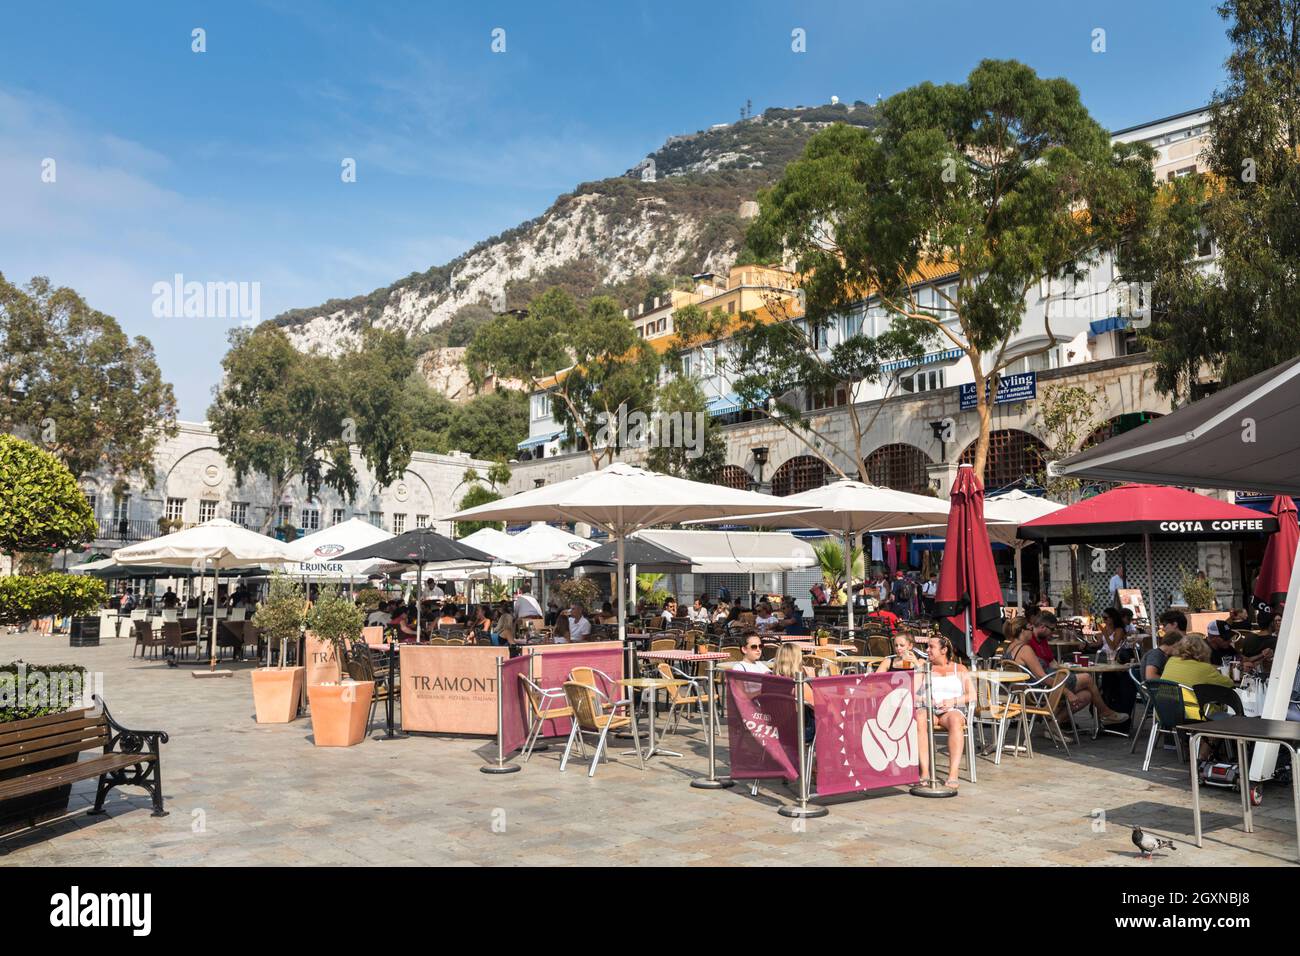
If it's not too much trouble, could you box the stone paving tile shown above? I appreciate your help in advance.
[2,631,1297,866]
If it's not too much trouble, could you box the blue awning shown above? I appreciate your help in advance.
[879,348,963,374]
[706,393,745,417]
[1089,316,1130,336]
[516,430,563,450]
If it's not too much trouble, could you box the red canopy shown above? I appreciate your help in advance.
[1254,496,1298,608]
[935,465,1003,657]
[1017,484,1278,543]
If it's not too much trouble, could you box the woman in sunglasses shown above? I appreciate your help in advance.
[732,628,770,673]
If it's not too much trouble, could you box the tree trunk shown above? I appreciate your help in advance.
[259,476,289,534]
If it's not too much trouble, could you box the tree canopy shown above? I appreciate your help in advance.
[207,326,416,530]
[0,274,177,488]
[1132,0,1300,399]
[746,59,1154,479]
[466,288,658,468]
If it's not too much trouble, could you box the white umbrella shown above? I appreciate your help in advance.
[688,480,952,632]
[114,519,295,671]
[509,523,599,570]
[281,518,392,582]
[441,462,810,641]
[880,489,1065,608]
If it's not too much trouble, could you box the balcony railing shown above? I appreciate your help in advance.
[94,518,257,542]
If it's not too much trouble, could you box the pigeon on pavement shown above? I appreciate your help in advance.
[1132,826,1176,859]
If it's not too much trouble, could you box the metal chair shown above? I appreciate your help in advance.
[519,674,572,762]
[1129,666,1155,753]
[560,681,642,777]
[656,662,711,734]
[1141,679,1200,772]
[345,642,397,735]
[1013,665,1078,756]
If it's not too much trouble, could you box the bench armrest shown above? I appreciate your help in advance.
[95,695,170,753]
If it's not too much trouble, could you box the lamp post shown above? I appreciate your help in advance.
[750,445,769,491]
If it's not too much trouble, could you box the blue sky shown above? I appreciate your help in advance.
[2,0,1229,418]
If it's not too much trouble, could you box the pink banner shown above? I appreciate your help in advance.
[499,654,532,756]
[725,671,801,781]
[532,645,625,737]
[811,672,920,796]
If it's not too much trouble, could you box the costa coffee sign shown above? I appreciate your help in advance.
[1158,519,1266,534]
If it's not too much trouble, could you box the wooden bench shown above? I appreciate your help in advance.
[0,697,168,830]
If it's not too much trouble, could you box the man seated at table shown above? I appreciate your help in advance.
[1004,617,1128,726]
[567,603,592,643]
[865,601,899,632]
[687,597,710,626]
[1205,607,1247,664]
[367,600,393,628]
[777,596,807,636]
[660,598,679,627]
[733,628,770,673]
[513,582,544,622]
[1240,614,1281,671]
[1142,628,1185,681]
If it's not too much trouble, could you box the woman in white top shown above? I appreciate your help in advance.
[754,601,780,632]
[917,634,975,790]
[732,631,771,673]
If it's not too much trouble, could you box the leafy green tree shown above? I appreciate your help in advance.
[0,435,103,626]
[0,435,97,554]
[644,375,727,482]
[454,483,504,537]
[252,574,306,667]
[0,274,177,488]
[746,60,1153,480]
[466,288,658,468]
[208,327,415,532]
[1132,0,1300,398]
[445,390,528,460]
[1035,383,1100,502]
[404,375,456,454]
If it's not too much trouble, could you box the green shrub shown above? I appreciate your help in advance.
[0,662,89,723]
[305,586,364,651]
[0,434,97,554]
[0,573,106,626]
[252,574,306,667]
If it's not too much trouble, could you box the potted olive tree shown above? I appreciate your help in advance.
[249,574,306,723]
[304,586,371,746]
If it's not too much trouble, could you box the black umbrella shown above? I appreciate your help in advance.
[337,527,495,566]
[572,537,695,574]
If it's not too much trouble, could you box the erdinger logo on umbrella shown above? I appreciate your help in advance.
[313,543,345,557]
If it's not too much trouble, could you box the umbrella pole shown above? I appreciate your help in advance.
[843,529,855,636]
[910,643,957,799]
[616,533,627,644]
[209,566,219,671]
[1144,532,1156,648]
[629,563,638,622]
[1014,543,1024,613]
[416,562,424,641]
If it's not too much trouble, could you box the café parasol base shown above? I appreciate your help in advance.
[691,776,734,790]
[778,802,828,818]
[480,763,521,775]
[909,781,958,799]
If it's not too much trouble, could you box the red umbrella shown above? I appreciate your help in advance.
[935,464,1004,658]
[1254,496,1299,608]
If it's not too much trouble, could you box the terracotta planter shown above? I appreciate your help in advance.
[251,666,305,723]
[307,681,374,747]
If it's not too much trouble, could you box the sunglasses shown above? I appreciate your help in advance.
[744,644,762,650]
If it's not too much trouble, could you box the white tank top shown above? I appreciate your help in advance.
[930,670,964,704]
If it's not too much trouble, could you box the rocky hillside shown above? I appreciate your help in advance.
[270,102,878,357]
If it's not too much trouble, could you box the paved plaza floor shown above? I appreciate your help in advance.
[1,631,1295,867]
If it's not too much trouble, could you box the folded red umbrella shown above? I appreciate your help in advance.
[935,464,1004,657]
[1254,495,1298,608]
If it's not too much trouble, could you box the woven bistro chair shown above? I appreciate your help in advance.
[866,635,893,658]
[1012,664,1078,757]
[161,621,198,661]
[656,662,711,734]
[560,681,642,777]
[345,642,397,735]
[519,674,572,762]
[132,619,166,659]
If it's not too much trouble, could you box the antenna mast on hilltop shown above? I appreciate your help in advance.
[739,98,752,121]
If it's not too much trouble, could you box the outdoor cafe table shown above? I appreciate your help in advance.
[617,678,686,761]
[832,655,887,674]
[974,671,1033,760]
[788,641,857,652]
[638,649,731,789]
[1179,716,1300,863]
